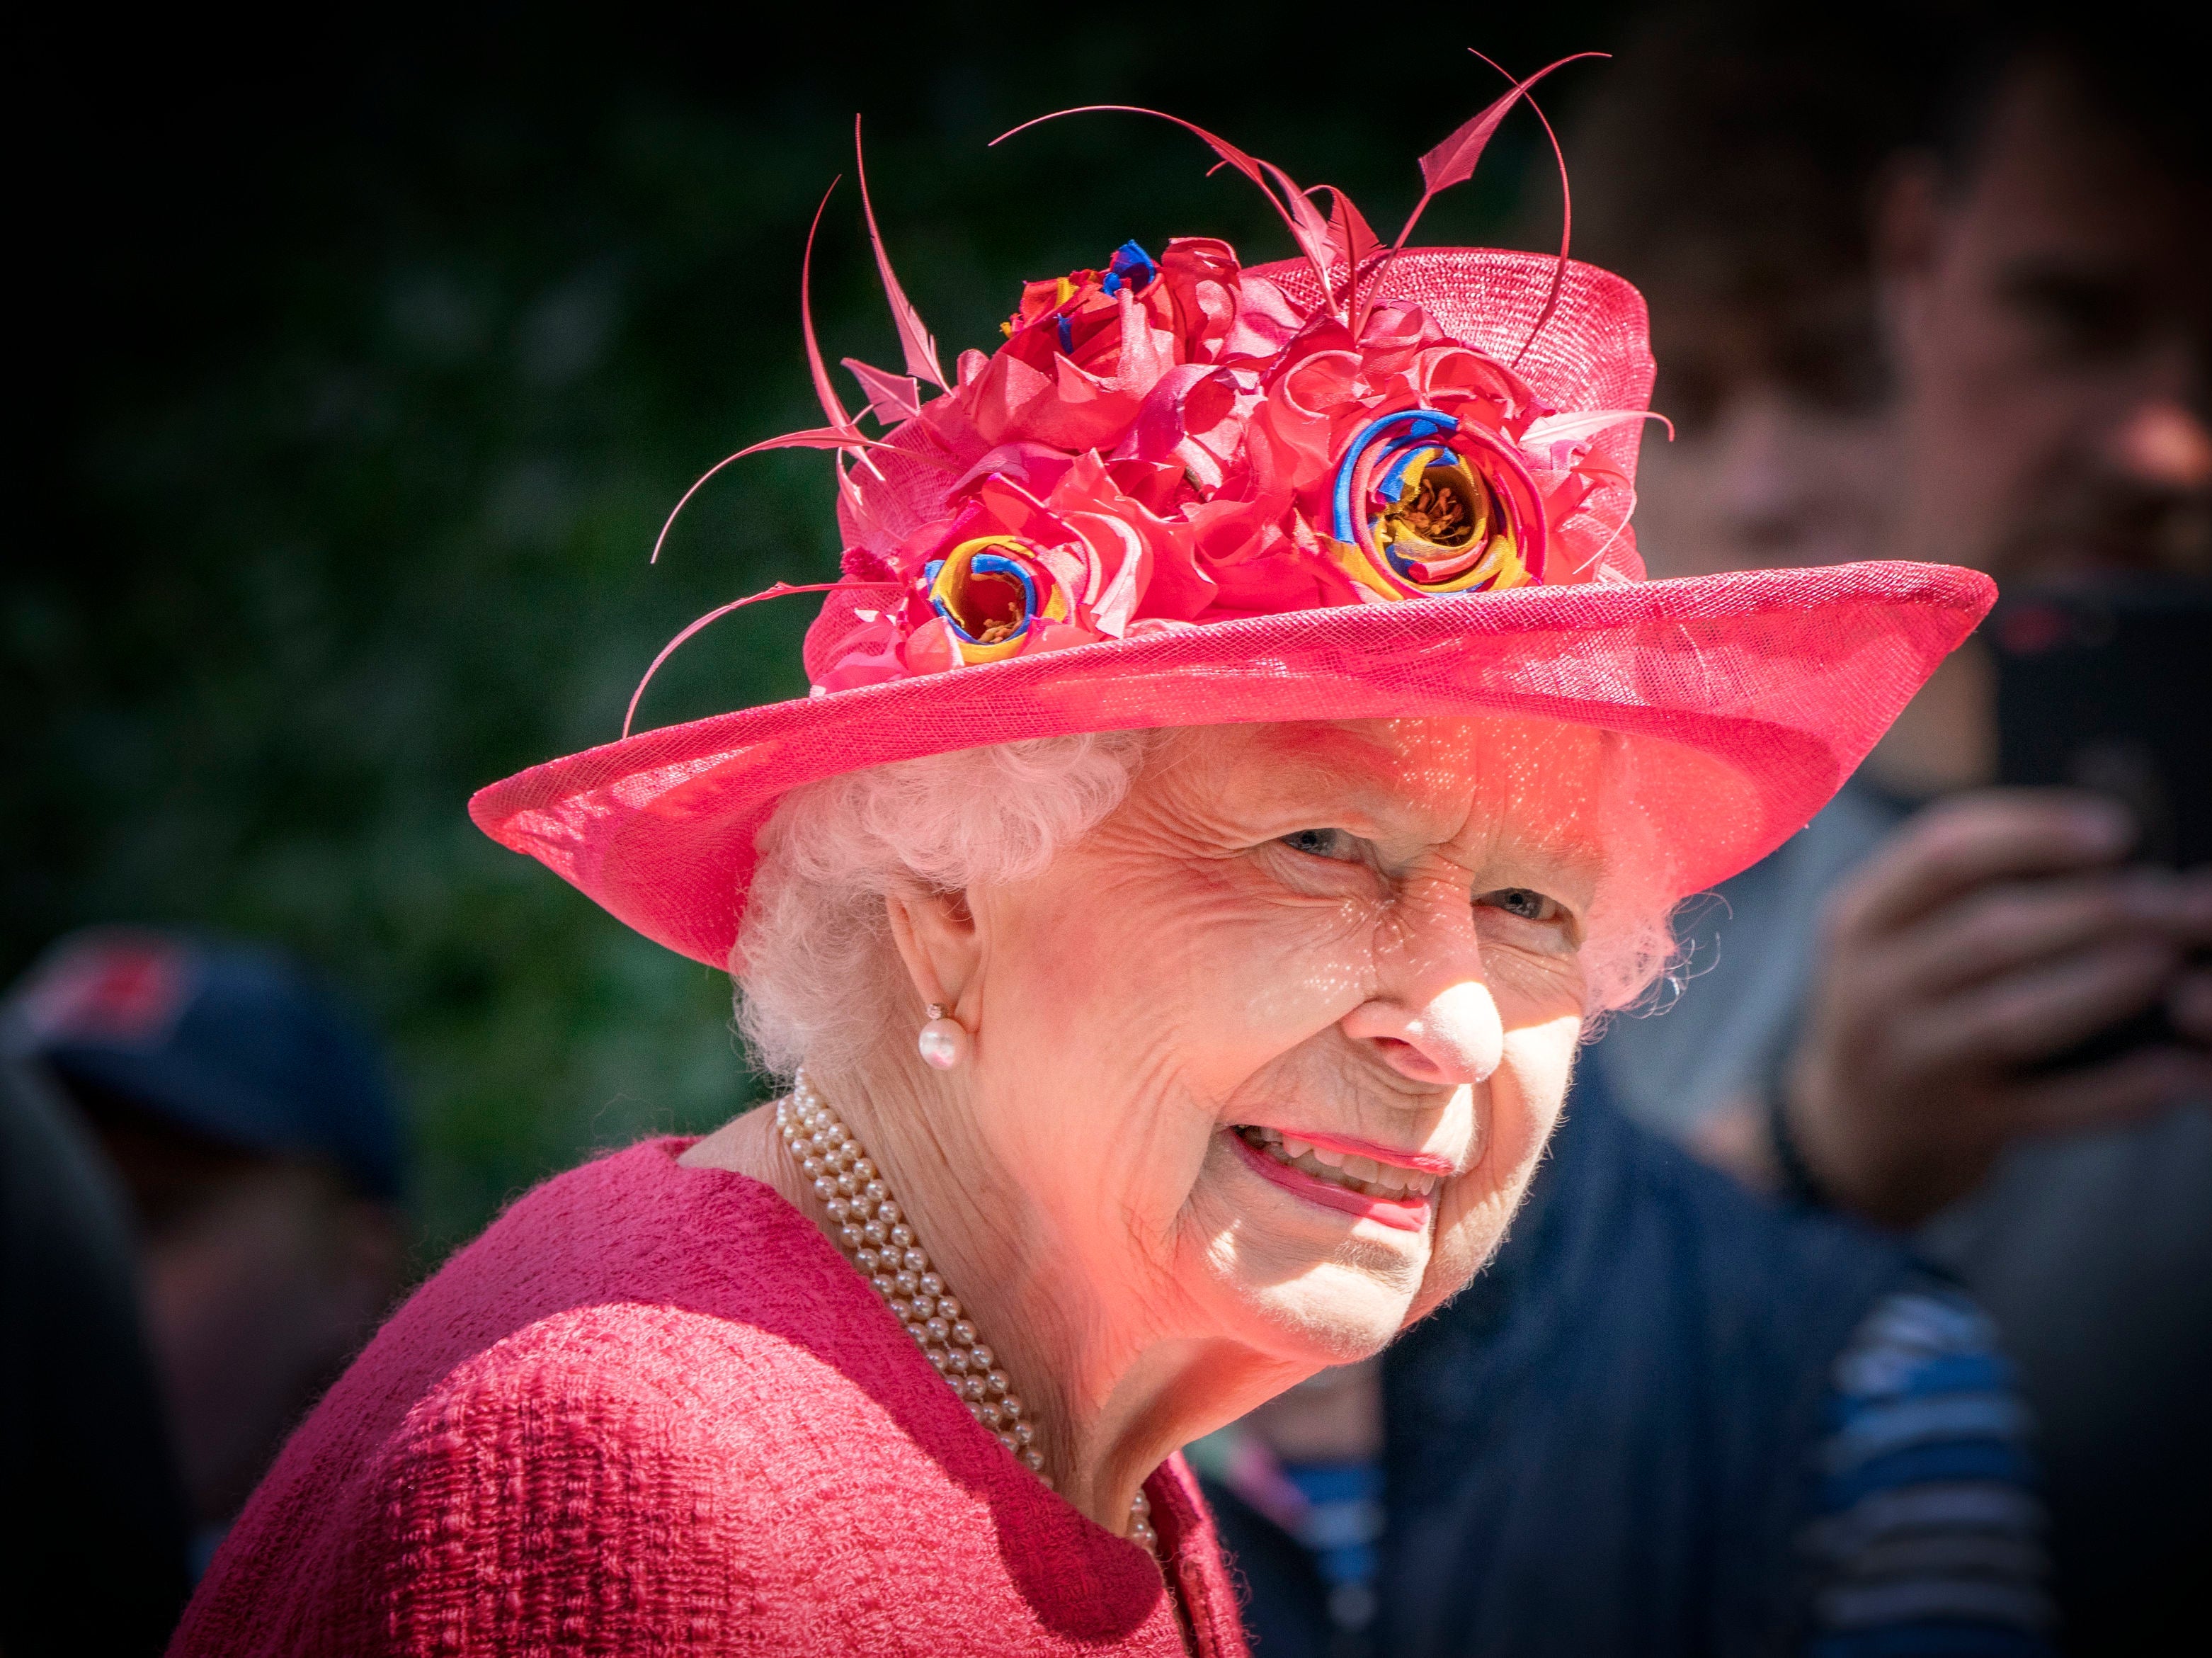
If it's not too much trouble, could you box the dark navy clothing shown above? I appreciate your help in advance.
[1591,787,2212,1648]
[1206,1069,2043,1657]
[1,1057,193,1654]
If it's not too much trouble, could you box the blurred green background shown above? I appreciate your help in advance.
[10,6,1631,1264]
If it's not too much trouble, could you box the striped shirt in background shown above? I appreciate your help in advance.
[1805,1281,2054,1657]
[1197,1277,2055,1656]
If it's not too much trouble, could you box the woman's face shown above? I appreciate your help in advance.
[952,716,1612,1370]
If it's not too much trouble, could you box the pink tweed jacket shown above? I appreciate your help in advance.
[169,1137,1248,1657]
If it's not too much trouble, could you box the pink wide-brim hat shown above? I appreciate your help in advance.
[471,246,1992,971]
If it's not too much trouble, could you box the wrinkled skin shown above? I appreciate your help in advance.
[688,715,1615,1534]
[1784,55,2212,1223]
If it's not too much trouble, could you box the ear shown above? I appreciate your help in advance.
[883,885,981,1021]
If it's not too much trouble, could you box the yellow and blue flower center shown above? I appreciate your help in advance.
[924,536,1069,664]
[1327,408,1540,598]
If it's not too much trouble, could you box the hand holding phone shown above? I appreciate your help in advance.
[1774,579,2212,1225]
[1780,791,2212,1225]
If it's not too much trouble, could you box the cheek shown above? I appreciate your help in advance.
[144,1202,324,1381]
[1475,1016,1579,1200]
[1480,933,1589,1035]
[1010,863,1379,1101]
[1928,275,2079,440]
[1495,1017,1580,1149]
[982,870,1389,1275]
[973,873,1369,1261]
[1418,1013,1581,1312]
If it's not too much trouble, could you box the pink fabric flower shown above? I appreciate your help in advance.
[809,229,1638,690]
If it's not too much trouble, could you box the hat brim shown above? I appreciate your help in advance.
[471,560,1992,972]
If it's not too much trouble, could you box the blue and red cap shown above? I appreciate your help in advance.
[3,929,404,1203]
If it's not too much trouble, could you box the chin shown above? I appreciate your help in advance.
[1183,1135,1435,1359]
[1239,1266,1416,1364]
[1190,1231,1426,1365]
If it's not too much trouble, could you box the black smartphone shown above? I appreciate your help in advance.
[1990,578,2212,1071]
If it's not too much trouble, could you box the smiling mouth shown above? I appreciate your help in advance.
[1226,1127,1438,1233]
[1230,1125,1442,1202]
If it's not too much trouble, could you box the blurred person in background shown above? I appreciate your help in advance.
[1560,2,1937,1188]
[1587,14,1906,594]
[4,929,408,1579]
[1575,5,2212,1648]
[1200,15,2058,1657]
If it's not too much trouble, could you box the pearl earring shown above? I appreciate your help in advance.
[916,1004,970,1070]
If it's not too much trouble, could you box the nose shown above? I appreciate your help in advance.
[1339,895,1507,1086]
[1343,979,1507,1086]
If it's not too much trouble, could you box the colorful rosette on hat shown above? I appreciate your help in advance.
[924,537,1066,665]
[897,482,1121,672]
[1326,408,1548,598]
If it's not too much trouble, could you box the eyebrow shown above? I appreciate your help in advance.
[1244,726,1435,825]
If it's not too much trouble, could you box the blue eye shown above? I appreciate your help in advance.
[1280,828,1359,861]
[1478,887,1561,923]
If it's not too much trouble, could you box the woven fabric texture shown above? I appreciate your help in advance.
[166,1140,1246,1657]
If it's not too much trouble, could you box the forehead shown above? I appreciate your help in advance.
[1965,60,2206,271]
[1154,717,1614,846]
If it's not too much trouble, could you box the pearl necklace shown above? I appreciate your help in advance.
[777,1069,1156,1550]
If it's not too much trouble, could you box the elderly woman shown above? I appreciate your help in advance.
[171,99,1988,1657]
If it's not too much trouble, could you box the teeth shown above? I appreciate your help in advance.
[1235,1126,1438,1203]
